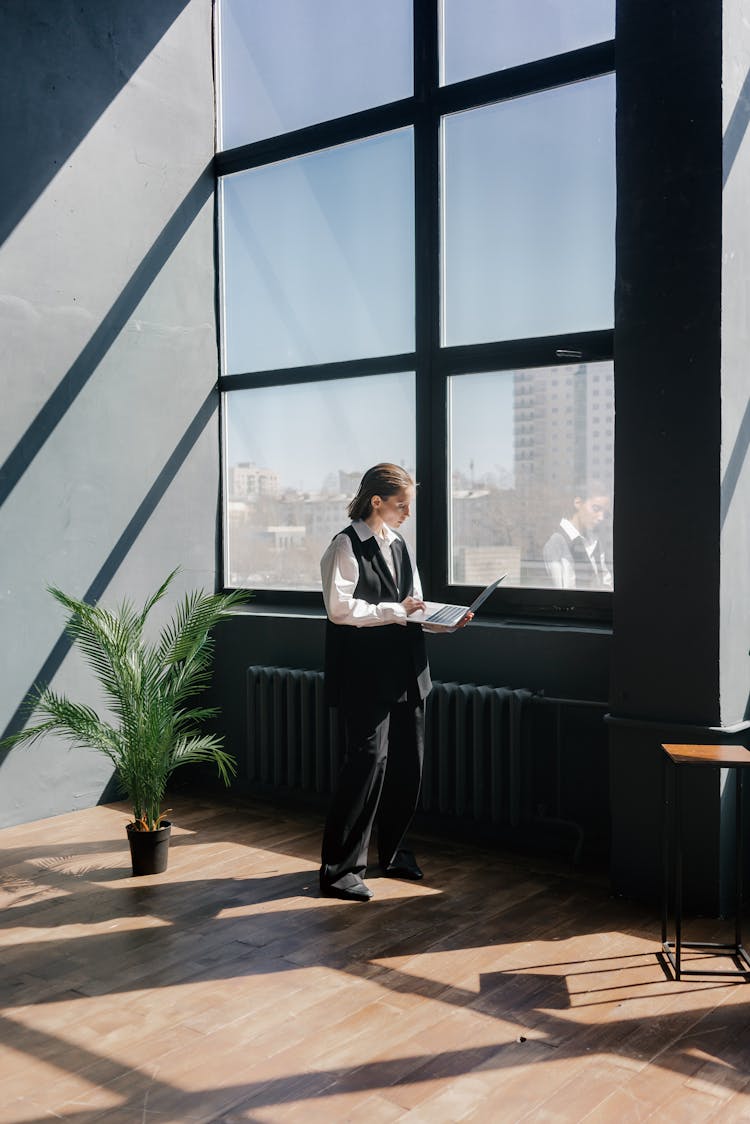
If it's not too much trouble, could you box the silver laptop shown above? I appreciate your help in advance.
[408,574,507,628]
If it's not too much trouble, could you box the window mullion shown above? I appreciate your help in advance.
[414,0,441,598]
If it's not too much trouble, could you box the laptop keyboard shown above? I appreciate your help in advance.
[426,604,463,625]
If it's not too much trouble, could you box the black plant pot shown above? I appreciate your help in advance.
[126,820,171,876]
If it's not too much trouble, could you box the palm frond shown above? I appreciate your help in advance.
[173,705,220,727]
[168,735,237,784]
[4,688,122,765]
[158,590,228,667]
[157,588,249,710]
[1,574,250,830]
[138,567,180,630]
[47,590,143,728]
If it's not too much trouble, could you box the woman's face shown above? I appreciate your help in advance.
[573,494,609,534]
[371,485,415,528]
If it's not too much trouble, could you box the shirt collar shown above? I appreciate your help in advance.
[559,518,580,542]
[560,517,598,558]
[352,519,398,545]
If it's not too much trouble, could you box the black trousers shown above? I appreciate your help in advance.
[320,698,425,887]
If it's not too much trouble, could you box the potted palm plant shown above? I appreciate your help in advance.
[1,570,249,875]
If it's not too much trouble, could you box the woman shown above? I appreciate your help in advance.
[319,463,467,902]
[542,484,612,590]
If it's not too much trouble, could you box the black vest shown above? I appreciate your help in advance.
[324,525,431,709]
[569,534,603,589]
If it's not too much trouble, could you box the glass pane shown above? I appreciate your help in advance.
[449,362,614,590]
[442,76,615,346]
[441,0,615,85]
[221,130,415,373]
[219,0,413,149]
[224,373,416,590]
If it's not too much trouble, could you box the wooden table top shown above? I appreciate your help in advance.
[662,743,750,766]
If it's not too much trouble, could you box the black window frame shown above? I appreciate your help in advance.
[214,3,615,625]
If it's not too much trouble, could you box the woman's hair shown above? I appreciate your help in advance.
[348,463,414,521]
[573,480,610,502]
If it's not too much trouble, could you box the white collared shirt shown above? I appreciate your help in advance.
[552,518,611,589]
[320,520,424,628]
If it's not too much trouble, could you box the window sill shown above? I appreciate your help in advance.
[227,602,612,636]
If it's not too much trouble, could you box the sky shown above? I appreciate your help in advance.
[225,373,416,493]
[219,1,615,146]
[221,129,415,374]
[225,369,520,492]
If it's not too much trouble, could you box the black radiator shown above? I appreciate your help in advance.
[246,666,534,827]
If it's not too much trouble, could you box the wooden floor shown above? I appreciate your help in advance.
[1,797,749,1124]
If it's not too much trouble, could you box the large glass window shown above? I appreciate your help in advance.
[449,363,614,589]
[441,0,615,85]
[219,0,413,149]
[216,4,616,617]
[221,130,414,373]
[442,76,615,346]
[225,373,416,590]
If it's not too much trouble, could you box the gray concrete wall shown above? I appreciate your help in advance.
[721,2,750,728]
[0,1,219,826]
[719,1,750,915]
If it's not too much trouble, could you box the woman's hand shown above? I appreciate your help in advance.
[455,611,474,628]
[402,596,426,615]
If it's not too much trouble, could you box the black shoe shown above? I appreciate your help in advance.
[382,849,423,881]
[319,872,373,901]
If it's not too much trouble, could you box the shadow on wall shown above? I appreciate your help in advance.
[0,0,192,248]
[720,399,750,724]
[0,387,218,750]
[0,170,214,510]
[722,70,750,721]
[720,397,750,531]
[0,3,218,813]
[0,156,216,750]
[723,67,750,188]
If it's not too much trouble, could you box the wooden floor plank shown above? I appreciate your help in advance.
[1,794,749,1124]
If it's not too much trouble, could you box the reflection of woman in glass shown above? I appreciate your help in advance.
[319,463,467,901]
[543,484,612,590]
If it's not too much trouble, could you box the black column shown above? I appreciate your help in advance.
[609,0,724,909]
